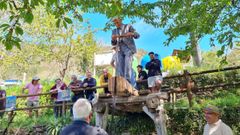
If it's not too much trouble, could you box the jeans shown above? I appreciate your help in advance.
[85,90,96,101]
[117,45,133,83]
[54,101,62,118]
[70,94,84,115]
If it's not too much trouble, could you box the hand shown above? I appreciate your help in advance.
[112,35,118,40]
[83,83,88,87]
[124,32,134,37]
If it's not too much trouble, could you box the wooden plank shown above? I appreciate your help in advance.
[99,92,168,104]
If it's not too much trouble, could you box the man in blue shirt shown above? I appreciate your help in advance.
[145,52,163,93]
[60,98,108,135]
[81,71,96,101]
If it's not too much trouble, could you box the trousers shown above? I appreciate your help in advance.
[115,45,133,84]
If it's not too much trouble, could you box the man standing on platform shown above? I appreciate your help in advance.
[145,52,163,93]
[111,17,140,85]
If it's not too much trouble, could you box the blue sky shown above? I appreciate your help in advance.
[83,13,213,58]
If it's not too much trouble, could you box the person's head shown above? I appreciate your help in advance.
[73,98,92,123]
[55,78,62,85]
[103,68,108,76]
[203,105,220,124]
[112,17,122,28]
[86,70,92,79]
[32,77,40,85]
[137,65,143,73]
[71,75,77,82]
[148,52,155,60]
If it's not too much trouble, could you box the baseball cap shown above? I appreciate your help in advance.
[32,76,40,81]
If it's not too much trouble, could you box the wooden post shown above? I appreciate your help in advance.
[95,103,109,130]
[143,99,167,135]
[183,70,193,108]
[62,101,66,116]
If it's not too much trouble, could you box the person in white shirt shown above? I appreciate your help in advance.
[203,104,233,135]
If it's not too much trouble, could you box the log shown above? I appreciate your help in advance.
[95,103,109,130]
[146,93,169,109]
[108,76,139,97]
[143,99,167,135]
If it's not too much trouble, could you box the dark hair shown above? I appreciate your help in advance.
[148,52,154,55]
[55,78,61,83]
[137,65,143,69]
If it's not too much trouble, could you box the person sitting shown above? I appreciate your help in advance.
[203,104,233,135]
[50,78,67,118]
[60,98,108,135]
[136,65,148,90]
[68,75,83,115]
[22,77,42,117]
[99,69,112,96]
[145,52,163,93]
[81,71,96,101]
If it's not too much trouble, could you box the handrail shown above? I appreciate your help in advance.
[0,85,108,101]
[0,81,239,113]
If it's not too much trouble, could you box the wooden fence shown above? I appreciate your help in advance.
[0,65,240,113]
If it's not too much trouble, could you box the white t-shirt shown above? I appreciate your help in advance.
[203,119,233,135]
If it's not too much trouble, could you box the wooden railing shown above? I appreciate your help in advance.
[0,66,240,113]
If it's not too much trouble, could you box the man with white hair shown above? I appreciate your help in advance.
[60,98,108,135]
[111,17,140,84]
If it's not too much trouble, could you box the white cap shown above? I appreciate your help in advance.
[32,76,40,81]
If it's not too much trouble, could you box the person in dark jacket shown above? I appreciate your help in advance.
[68,75,83,115]
[60,98,108,135]
[81,71,96,101]
[136,65,148,90]
[145,52,163,93]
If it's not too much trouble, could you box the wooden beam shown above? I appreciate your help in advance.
[98,93,168,104]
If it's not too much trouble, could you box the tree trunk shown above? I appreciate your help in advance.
[190,33,202,67]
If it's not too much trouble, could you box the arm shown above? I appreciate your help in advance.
[99,75,104,85]
[145,62,151,70]
[38,85,43,94]
[50,85,57,92]
[22,84,28,94]
[111,29,117,45]
[129,25,140,39]
[88,78,96,87]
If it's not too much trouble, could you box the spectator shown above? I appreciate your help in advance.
[0,90,6,118]
[145,52,163,93]
[68,75,83,115]
[81,71,96,101]
[203,104,233,135]
[22,77,42,117]
[99,69,112,96]
[60,98,108,135]
[136,65,148,90]
[110,46,117,69]
[50,78,67,118]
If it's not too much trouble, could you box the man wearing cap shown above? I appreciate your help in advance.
[203,104,233,135]
[111,17,140,84]
[136,65,148,90]
[145,52,163,93]
[22,77,42,117]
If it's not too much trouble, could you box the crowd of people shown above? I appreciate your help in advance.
[19,17,234,135]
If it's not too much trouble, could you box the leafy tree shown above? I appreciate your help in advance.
[0,0,239,66]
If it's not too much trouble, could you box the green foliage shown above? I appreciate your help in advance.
[46,116,71,135]
[107,113,155,135]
